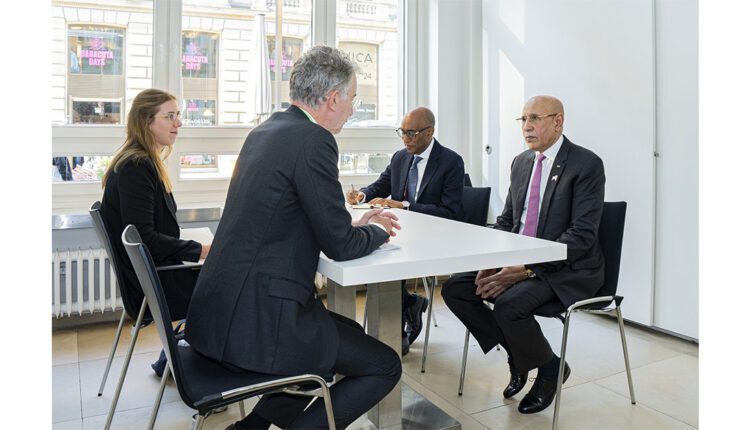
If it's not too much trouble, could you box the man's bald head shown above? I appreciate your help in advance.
[520,96,565,152]
[400,107,436,155]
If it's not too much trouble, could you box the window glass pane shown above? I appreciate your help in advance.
[179,154,239,179]
[52,1,153,125]
[338,153,392,175]
[51,156,113,182]
[337,0,400,127]
[182,0,312,126]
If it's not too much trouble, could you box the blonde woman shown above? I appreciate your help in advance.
[100,88,209,376]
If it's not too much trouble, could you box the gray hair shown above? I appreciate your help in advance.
[289,45,357,108]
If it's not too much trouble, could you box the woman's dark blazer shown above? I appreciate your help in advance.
[101,157,201,319]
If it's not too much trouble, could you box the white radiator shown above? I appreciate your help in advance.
[51,248,122,317]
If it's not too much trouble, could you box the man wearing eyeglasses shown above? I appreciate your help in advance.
[441,95,606,415]
[346,106,465,355]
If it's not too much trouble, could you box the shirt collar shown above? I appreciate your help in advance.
[538,134,563,162]
[415,138,435,162]
[297,106,318,124]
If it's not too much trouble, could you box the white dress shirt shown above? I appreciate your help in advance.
[411,138,435,199]
[518,135,563,234]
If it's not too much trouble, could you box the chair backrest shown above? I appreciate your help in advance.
[121,225,193,404]
[461,186,491,226]
[463,173,473,187]
[594,201,627,298]
[89,201,144,319]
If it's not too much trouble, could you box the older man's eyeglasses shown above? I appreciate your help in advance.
[396,126,432,139]
[155,111,182,122]
[515,113,558,124]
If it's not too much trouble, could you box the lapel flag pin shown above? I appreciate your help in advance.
[552,175,558,182]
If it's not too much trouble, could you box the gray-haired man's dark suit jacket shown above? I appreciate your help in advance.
[185,105,389,376]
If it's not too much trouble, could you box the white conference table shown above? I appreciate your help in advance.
[318,208,567,429]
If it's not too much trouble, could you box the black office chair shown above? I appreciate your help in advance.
[457,201,635,430]
[89,201,201,429]
[121,224,336,430]
[420,186,492,372]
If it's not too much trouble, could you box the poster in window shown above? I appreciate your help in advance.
[339,42,379,121]
[68,26,124,75]
[267,36,303,81]
[182,32,218,79]
[182,99,217,126]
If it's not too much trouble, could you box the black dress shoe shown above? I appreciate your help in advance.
[503,370,528,399]
[402,335,410,356]
[405,295,428,344]
[517,363,571,414]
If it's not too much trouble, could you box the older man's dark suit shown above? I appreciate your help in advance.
[442,136,605,373]
[361,139,465,221]
[185,106,400,429]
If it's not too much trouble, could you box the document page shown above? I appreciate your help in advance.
[180,227,214,244]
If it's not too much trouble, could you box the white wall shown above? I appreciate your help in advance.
[480,0,657,326]
[653,0,698,338]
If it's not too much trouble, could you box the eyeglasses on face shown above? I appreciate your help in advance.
[155,111,182,122]
[395,126,432,139]
[515,113,559,124]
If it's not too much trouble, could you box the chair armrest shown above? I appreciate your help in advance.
[156,261,203,272]
[567,295,614,313]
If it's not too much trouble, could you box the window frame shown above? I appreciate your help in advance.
[52,0,409,214]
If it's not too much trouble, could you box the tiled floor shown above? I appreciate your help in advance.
[52,286,698,429]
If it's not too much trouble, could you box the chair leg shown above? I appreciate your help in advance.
[147,365,170,430]
[319,380,336,430]
[552,311,572,430]
[98,309,127,396]
[458,328,470,395]
[362,286,368,332]
[616,305,637,404]
[104,298,147,430]
[421,277,438,326]
[191,413,206,430]
[239,399,246,418]
[421,276,437,373]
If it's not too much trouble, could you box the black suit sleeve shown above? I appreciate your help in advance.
[531,156,605,274]
[410,155,465,220]
[295,130,389,261]
[117,161,201,263]
[361,161,394,200]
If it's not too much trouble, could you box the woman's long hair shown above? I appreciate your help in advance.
[102,88,176,192]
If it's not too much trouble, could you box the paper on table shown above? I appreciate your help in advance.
[375,242,400,252]
[180,227,214,244]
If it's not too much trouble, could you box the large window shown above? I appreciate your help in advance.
[52,0,405,213]
[337,0,400,127]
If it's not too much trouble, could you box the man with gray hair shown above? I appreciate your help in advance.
[186,45,402,429]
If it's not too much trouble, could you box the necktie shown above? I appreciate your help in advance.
[522,153,546,237]
[406,156,422,204]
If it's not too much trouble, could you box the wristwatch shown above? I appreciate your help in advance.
[525,266,536,278]
[401,201,410,210]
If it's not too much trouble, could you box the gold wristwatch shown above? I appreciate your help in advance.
[525,266,536,278]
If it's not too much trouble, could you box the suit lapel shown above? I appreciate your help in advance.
[162,188,179,225]
[416,141,442,200]
[537,137,570,235]
[513,152,534,226]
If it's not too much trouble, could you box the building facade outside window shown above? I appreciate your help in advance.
[51,0,404,213]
